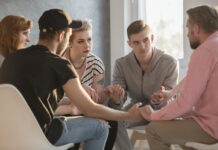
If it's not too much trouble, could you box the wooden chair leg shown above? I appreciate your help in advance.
[170,145,175,150]
[130,130,147,149]
[138,140,145,150]
[130,131,138,148]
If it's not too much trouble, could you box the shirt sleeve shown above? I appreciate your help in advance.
[53,57,77,87]
[151,46,215,120]
[109,59,128,109]
[112,59,127,90]
[162,57,179,90]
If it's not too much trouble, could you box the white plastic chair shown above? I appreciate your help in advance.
[186,142,218,150]
[0,84,74,150]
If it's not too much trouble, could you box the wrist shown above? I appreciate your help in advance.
[170,88,177,98]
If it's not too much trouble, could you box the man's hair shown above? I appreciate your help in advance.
[0,15,32,57]
[39,28,68,41]
[69,19,92,42]
[127,20,151,40]
[187,5,218,34]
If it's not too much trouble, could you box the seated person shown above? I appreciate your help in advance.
[0,15,32,66]
[60,19,122,150]
[139,5,218,150]
[109,20,179,150]
[0,9,142,150]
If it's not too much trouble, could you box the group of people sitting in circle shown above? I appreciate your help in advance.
[0,5,218,150]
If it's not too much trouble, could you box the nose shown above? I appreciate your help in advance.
[84,41,90,48]
[140,42,146,49]
[26,35,30,43]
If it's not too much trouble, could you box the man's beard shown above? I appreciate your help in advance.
[190,40,200,50]
[56,41,66,56]
[189,31,200,50]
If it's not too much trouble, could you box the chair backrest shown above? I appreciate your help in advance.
[0,84,73,150]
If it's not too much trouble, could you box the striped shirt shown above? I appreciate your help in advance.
[81,53,105,86]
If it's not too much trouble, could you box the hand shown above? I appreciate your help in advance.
[82,84,99,103]
[104,84,124,104]
[150,86,172,104]
[139,105,154,121]
[127,103,143,122]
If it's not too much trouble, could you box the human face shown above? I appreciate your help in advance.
[128,29,153,60]
[57,28,72,55]
[69,31,92,58]
[17,29,30,49]
[186,20,200,49]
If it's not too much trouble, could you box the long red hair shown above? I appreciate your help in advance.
[0,15,32,57]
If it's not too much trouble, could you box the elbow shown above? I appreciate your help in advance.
[81,104,99,118]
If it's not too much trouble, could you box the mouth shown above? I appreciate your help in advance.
[83,50,90,53]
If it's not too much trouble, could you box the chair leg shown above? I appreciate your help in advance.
[138,140,145,150]
[130,131,147,149]
[130,131,138,148]
[170,145,175,150]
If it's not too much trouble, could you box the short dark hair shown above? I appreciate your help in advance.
[187,5,218,34]
[127,20,150,40]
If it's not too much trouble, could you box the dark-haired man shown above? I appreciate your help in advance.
[140,5,218,150]
[0,9,142,150]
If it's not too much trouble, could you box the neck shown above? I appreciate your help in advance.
[67,48,85,63]
[136,48,153,66]
[37,40,57,54]
[67,49,86,69]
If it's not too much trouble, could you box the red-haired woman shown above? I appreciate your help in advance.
[0,15,32,66]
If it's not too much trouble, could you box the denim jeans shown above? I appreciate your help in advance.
[54,116,109,150]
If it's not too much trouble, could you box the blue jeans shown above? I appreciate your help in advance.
[54,116,109,150]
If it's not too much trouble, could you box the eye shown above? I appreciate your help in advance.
[133,41,139,45]
[87,38,92,43]
[143,37,148,43]
[78,40,84,44]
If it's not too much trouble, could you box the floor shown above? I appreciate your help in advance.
[132,141,183,150]
[121,129,183,150]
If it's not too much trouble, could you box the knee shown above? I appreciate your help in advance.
[96,120,109,139]
[146,122,156,137]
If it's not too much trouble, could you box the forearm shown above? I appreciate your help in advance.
[54,104,73,116]
[86,103,130,121]
[64,79,133,121]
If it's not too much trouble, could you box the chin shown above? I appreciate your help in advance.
[83,53,89,57]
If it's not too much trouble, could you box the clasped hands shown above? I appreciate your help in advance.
[82,84,125,104]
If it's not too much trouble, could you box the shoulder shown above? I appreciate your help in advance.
[115,51,133,66]
[87,53,104,65]
[155,48,177,65]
